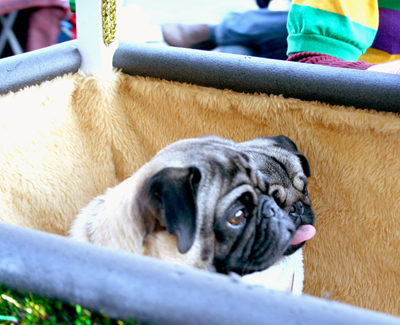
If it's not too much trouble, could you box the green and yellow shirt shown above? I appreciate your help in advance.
[287,0,400,63]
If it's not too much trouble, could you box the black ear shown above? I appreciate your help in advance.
[139,166,201,254]
[270,135,311,177]
[294,152,311,178]
[269,135,298,151]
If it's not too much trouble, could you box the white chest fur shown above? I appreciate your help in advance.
[241,249,304,294]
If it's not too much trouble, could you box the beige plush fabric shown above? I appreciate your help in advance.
[1,70,400,316]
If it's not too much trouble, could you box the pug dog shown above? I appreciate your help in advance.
[70,135,315,277]
[238,136,315,257]
[237,136,315,290]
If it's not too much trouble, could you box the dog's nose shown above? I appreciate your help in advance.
[260,195,284,219]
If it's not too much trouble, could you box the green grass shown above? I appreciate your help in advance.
[0,285,137,325]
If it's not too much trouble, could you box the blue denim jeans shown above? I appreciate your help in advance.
[210,9,288,60]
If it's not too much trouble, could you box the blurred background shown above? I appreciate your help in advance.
[131,0,258,25]
[0,0,289,58]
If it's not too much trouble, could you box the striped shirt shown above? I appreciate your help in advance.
[287,0,400,64]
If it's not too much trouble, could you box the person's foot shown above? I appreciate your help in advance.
[162,23,216,50]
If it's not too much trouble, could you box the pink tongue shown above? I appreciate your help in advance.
[291,225,316,245]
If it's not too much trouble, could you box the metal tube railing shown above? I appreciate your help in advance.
[1,40,399,112]
[1,222,400,325]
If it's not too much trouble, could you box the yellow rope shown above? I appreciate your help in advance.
[102,0,117,46]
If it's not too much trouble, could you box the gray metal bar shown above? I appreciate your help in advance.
[0,40,81,95]
[114,41,400,113]
[1,222,400,325]
[0,40,399,113]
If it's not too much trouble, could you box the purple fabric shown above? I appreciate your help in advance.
[371,7,400,55]
[288,52,375,70]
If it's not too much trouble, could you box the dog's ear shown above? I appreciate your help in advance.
[139,166,201,254]
[270,135,311,177]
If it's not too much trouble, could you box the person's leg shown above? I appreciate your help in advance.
[213,9,288,59]
[162,23,216,50]
[162,8,288,59]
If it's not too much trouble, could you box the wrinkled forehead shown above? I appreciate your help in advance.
[197,147,255,184]
[244,146,303,176]
[157,136,258,179]
[239,144,308,206]
[158,136,306,195]
[239,137,277,150]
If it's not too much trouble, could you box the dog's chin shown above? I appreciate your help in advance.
[216,248,292,276]
[213,235,294,276]
[283,224,316,256]
[283,241,306,256]
[222,235,306,275]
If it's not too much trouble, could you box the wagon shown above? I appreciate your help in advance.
[1,1,400,324]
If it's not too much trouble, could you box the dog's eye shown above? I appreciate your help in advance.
[228,209,245,226]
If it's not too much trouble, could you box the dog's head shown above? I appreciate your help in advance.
[239,135,315,256]
[71,136,315,276]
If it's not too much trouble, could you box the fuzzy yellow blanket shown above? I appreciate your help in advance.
[1,70,400,316]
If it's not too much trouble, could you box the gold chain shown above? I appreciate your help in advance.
[102,0,117,46]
